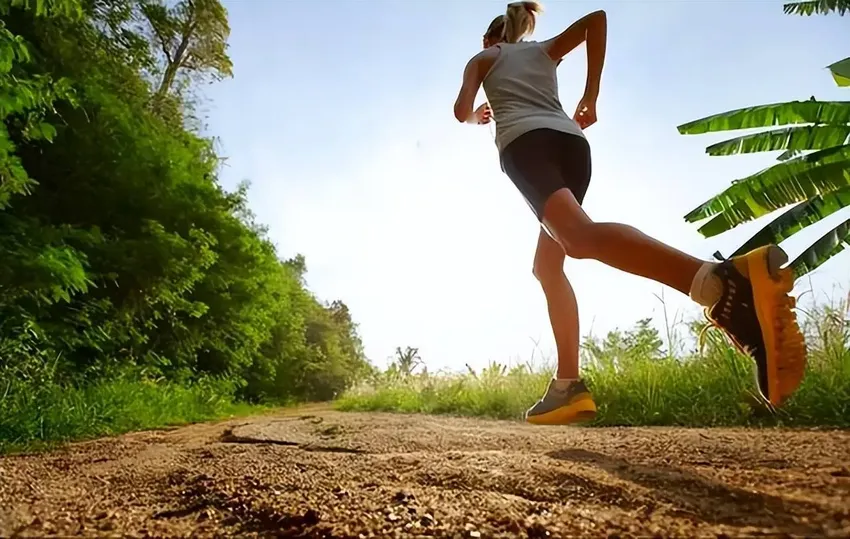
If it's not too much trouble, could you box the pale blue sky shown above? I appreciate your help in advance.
[206,0,849,371]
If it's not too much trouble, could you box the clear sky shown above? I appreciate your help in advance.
[205,0,849,372]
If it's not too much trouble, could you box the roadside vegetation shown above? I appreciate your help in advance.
[0,0,371,453]
[337,294,850,428]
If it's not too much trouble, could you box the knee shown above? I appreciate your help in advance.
[540,190,599,260]
[557,224,597,260]
[532,252,564,285]
[560,236,594,259]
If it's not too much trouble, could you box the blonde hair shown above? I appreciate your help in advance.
[484,1,543,44]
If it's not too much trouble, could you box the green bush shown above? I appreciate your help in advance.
[0,0,371,428]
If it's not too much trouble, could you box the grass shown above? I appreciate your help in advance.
[3,295,846,455]
[336,294,850,428]
[0,375,266,454]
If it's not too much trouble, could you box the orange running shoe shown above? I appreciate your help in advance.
[525,379,597,425]
[704,245,807,407]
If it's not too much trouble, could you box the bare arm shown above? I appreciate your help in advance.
[454,54,486,123]
[542,10,607,99]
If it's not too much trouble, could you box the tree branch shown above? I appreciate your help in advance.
[152,26,173,65]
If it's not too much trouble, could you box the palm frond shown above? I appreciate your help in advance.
[828,57,850,87]
[777,149,803,161]
[690,160,850,233]
[681,0,850,280]
[677,101,850,136]
[684,145,850,224]
[783,0,850,16]
[731,186,850,256]
[789,217,850,279]
[705,125,850,157]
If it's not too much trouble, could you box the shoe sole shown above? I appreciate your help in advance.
[526,395,597,425]
[747,245,802,407]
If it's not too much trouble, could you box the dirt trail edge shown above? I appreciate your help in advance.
[2,408,849,538]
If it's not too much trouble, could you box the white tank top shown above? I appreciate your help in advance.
[482,41,585,154]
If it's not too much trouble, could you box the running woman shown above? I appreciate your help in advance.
[453,2,807,425]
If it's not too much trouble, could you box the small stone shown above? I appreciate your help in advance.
[387,512,400,522]
[420,513,435,526]
[303,509,320,526]
[393,490,415,504]
[469,531,481,538]
[831,467,850,477]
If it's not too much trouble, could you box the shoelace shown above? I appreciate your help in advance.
[697,270,746,356]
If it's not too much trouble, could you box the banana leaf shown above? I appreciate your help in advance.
[789,217,850,279]
[731,186,850,256]
[684,145,850,224]
[777,149,802,161]
[783,0,850,16]
[690,160,850,234]
[828,57,850,88]
[704,125,850,157]
[677,101,850,136]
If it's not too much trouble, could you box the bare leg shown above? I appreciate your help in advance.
[528,187,805,414]
[525,187,727,425]
[525,227,598,424]
[541,189,704,295]
[533,228,580,380]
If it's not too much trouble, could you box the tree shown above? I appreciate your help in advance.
[139,0,232,98]
[0,0,81,208]
[0,0,371,405]
[676,1,850,280]
[392,346,422,377]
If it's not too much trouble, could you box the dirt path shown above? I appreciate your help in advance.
[1,407,849,538]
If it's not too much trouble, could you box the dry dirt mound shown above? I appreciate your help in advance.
[1,406,849,538]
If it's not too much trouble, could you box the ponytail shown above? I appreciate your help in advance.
[483,1,543,45]
[503,1,543,43]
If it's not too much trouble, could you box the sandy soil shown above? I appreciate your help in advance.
[1,405,849,538]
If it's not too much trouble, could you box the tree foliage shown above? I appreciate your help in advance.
[138,0,232,97]
[0,0,369,403]
[783,0,849,16]
[677,3,850,279]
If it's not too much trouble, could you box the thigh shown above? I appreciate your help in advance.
[540,187,593,245]
[501,130,569,222]
[502,129,593,221]
[555,133,592,205]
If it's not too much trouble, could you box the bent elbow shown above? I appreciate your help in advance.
[589,9,607,27]
[453,104,468,123]
[588,9,606,21]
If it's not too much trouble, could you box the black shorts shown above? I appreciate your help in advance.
[500,128,592,222]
